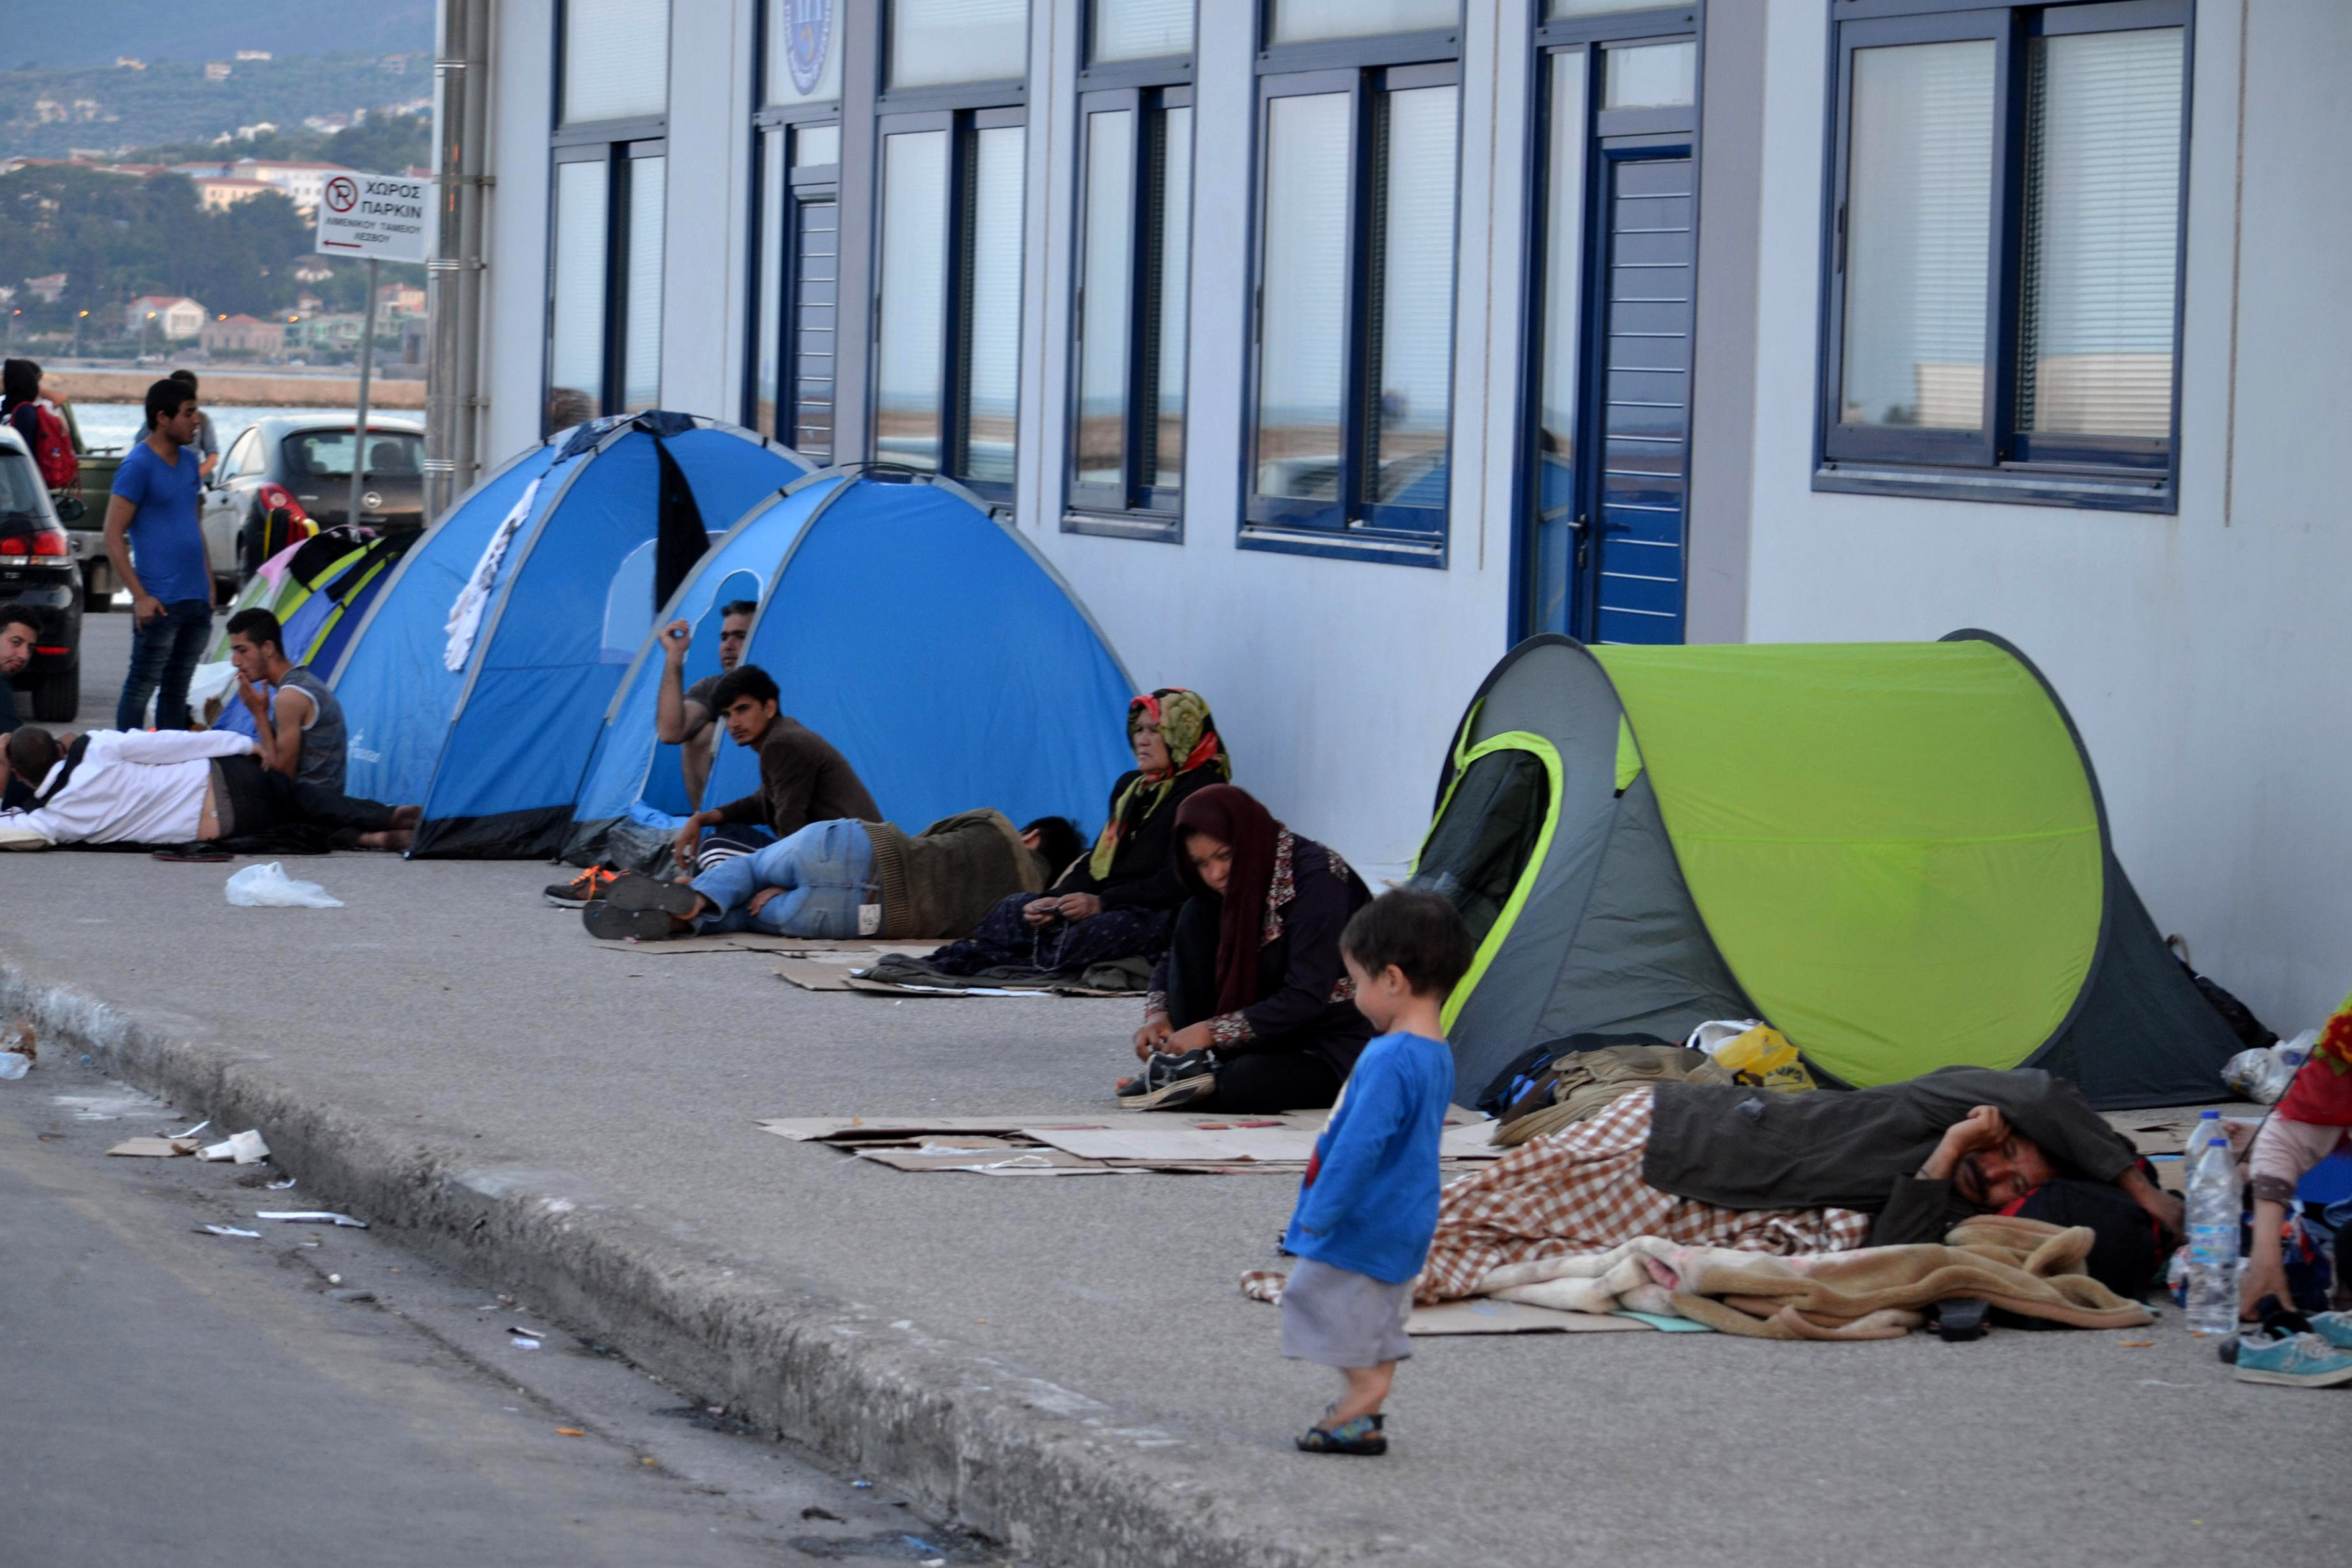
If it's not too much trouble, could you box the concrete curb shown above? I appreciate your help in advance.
[1,959,1357,1568]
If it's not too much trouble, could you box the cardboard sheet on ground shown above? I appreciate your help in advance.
[755,1108,1501,1175]
[597,933,959,958]
[108,1136,200,1157]
[1405,1299,1655,1335]
[771,957,1144,998]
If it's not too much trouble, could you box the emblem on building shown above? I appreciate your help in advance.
[786,0,832,96]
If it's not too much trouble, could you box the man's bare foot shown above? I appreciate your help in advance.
[355,828,414,850]
[390,805,423,830]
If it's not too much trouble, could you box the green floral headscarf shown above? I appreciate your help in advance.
[1087,688,1229,881]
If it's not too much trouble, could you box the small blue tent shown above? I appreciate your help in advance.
[567,471,1137,862]
[332,412,809,857]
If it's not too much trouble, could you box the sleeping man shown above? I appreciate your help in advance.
[1421,1065,2181,1301]
[0,726,418,851]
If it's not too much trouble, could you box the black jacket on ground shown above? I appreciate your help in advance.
[1641,1066,2138,1247]
[1052,765,1221,910]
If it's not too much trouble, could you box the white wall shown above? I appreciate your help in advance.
[1016,0,1531,880]
[483,0,554,463]
[1744,0,2351,1028]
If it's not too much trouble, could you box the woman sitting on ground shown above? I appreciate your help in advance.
[1121,783,1373,1113]
[925,688,1229,977]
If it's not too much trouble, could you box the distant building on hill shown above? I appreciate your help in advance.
[235,50,273,62]
[24,274,67,305]
[125,296,205,339]
[194,176,275,212]
[202,313,285,356]
[204,62,232,82]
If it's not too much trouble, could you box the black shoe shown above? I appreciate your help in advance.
[582,874,702,941]
[1123,1049,1217,1112]
[605,872,702,917]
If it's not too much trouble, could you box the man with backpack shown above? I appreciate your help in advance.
[105,378,216,732]
[1,358,81,506]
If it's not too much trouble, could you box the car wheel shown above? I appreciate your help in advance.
[31,661,79,723]
[84,583,113,613]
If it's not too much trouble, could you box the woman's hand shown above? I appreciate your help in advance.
[1054,892,1103,921]
[1023,898,1061,927]
[1133,1013,1173,1060]
[1162,1022,1214,1058]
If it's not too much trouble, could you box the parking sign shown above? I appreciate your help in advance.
[315,172,437,264]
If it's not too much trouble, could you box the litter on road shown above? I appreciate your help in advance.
[108,1137,200,1158]
[198,1225,261,1238]
[224,862,346,909]
[198,1130,271,1164]
[257,1210,369,1228]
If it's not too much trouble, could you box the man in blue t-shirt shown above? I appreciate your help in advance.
[106,378,215,730]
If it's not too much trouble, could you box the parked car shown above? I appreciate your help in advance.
[202,416,426,589]
[52,401,124,614]
[0,426,87,721]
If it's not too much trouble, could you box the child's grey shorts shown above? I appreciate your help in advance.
[1279,1257,1414,1369]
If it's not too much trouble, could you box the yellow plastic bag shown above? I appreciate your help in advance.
[1715,1025,1817,1095]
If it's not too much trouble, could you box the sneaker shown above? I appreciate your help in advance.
[581,873,703,941]
[2308,1311,2352,1352]
[544,864,619,908]
[1125,1050,1218,1113]
[2232,1331,2352,1388]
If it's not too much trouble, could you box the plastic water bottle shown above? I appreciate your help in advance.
[2183,1111,2240,1337]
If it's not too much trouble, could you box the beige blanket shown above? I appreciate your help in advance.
[1473,1215,2152,1340]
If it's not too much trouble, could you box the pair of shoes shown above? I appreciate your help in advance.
[544,864,619,908]
[2232,1330,2352,1388]
[582,872,701,941]
[1296,1412,1387,1456]
[1120,1048,1217,1112]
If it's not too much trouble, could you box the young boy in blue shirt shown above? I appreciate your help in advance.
[1284,887,1472,1457]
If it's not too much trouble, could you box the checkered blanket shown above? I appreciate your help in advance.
[1419,1087,1871,1302]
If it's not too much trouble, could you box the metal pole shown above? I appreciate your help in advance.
[348,256,378,528]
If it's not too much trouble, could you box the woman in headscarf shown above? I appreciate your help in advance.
[1121,783,1373,1113]
[1,359,46,451]
[924,688,1229,978]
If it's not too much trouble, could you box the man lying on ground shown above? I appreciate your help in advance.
[665,665,879,872]
[586,812,1081,943]
[224,607,349,793]
[0,726,418,851]
[1421,1065,2179,1302]
[653,600,755,811]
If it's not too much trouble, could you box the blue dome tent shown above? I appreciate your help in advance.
[331,413,809,857]
[568,471,1138,864]
[563,468,852,862]
[701,473,1138,836]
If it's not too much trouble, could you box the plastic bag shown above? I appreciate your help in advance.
[2221,1031,2315,1105]
[1713,1024,1818,1095]
[224,862,345,909]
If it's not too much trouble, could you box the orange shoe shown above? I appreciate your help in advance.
[543,864,619,908]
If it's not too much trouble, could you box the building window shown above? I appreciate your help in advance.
[749,1,842,461]
[1245,53,1460,564]
[1089,0,1192,64]
[548,0,669,430]
[888,0,1029,92]
[872,112,1028,497]
[1266,0,1455,50]
[1066,4,1192,540]
[1818,0,2188,511]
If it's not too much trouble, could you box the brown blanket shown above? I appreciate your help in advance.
[1478,1215,2153,1340]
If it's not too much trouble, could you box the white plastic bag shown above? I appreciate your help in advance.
[224,862,345,909]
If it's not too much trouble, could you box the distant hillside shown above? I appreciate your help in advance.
[5,1,434,71]
[1,51,433,161]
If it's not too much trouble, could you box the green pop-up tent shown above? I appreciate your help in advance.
[1414,633,2239,1110]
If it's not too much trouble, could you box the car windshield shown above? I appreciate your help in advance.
[286,430,424,480]
[0,453,49,516]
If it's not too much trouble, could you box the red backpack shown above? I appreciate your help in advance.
[19,404,78,491]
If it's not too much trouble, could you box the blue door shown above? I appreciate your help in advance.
[1583,145,1694,645]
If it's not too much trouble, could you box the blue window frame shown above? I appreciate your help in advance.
[1816,0,2191,513]
[1243,8,1462,566]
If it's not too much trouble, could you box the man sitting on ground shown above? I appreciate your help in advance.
[224,607,349,793]
[653,600,756,811]
[0,726,418,851]
[665,665,879,871]
[588,814,1082,943]
[1421,1065,2181,1301]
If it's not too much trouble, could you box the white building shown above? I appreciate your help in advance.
[441,1,2352,1028]
[124,295,206,339]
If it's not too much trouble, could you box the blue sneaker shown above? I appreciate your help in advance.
[2233,1331,2352,1388]
[2308,1311,2352,1352]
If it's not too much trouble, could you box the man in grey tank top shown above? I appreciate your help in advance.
[225,607,349,793]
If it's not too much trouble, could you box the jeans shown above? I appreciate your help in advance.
[117,597,212,731]
[690,819,874,938]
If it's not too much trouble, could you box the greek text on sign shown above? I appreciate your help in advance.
[315,172,437,265]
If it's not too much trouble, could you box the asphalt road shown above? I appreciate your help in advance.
[0,1053,1000,1568]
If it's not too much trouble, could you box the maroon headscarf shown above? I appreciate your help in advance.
[1172,784,1282,1014]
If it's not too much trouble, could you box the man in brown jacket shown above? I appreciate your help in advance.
[666,665,879,871]
[589,810,1083,942]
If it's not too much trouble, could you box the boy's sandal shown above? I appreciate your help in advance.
[1296,1413,1386,1456]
